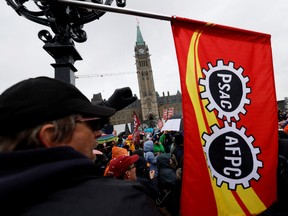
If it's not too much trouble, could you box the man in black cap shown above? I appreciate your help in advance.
[0,77,161,216]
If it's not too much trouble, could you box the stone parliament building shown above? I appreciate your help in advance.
[91,25,182,129]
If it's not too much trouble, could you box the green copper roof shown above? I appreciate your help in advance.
[136,25,145,45]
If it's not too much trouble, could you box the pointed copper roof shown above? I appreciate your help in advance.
[136,24,145,46]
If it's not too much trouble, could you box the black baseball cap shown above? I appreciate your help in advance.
[0,77,116,135]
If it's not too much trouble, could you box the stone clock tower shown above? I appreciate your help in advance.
[134,24,159,125]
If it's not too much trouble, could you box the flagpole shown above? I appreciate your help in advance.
[57,0,173,21]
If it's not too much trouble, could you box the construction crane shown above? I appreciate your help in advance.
[75,71,135,78]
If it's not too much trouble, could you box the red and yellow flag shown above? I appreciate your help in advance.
[171,17,278,216]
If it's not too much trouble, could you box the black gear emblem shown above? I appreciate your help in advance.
[202,122,263,190]
[199,60,251,122]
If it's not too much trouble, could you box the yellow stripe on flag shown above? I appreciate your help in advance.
[213,181,245,216]
[185,28,206,140]
[237,187,266,214]
[186,23,219,140]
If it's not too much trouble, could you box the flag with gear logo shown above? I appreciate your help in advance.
[171,17,278,216]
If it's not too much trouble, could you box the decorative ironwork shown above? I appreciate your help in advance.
[5,0,126,84]
[5,0,126,43]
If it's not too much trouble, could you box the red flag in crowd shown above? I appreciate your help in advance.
[132,111,141,145]
[171,17,278,216]
[133,111,140,132]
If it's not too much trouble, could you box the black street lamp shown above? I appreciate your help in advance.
[5,0,126,84]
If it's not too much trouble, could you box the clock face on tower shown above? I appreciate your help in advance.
[139,48,145,54]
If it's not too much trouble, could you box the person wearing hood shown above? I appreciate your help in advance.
[0,77,162,216]
[156,153,181,216]
[124,134,135,152]
[143,135,158,179]
[142,136,161,201]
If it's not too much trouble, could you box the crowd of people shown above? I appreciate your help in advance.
[273,109,288,215]
[3,76,287,216]
[278,109,288,137]
[94,130,184,216]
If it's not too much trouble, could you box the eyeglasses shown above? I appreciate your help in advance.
[127,163,136,171]
[75,117,109,131]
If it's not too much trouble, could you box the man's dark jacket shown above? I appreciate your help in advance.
[0,146,161,216]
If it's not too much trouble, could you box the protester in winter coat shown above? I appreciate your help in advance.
[124,134,135,152]
[159,131,172,153]
[172,133,184,169]
[143,136,158,179]
[116,137,124,147]
[157,153,177,188]
[93,147,109,176]
[132,149,159,200]
[132,149,148,178]
[154,140,165,155]
[156,153,181,216]
[0,77,161,216]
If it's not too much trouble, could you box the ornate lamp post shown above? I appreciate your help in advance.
[5,0,126,84]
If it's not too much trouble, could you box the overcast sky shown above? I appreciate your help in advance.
[1,0,287,101]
